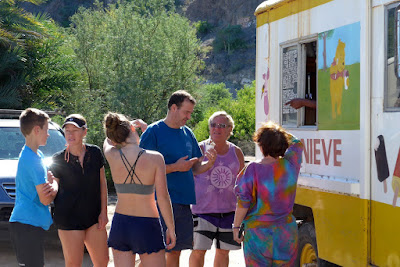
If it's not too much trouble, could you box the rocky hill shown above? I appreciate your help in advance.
[21,0,265,91]
[180,0,264,90]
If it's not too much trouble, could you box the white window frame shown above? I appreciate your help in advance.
[384,3,400,112]
[280,35,319,128]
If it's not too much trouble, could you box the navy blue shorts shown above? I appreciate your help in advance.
[159,203,193,251]
[108,213,165,254]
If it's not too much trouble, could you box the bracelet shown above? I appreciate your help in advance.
[232,224,240,229]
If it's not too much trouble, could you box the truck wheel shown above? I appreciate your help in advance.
[297,223,318,267]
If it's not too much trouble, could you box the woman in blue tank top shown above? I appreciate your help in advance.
[103,112,176,267]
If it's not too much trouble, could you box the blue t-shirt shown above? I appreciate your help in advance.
[9,145,53,230]
[139,120,202,205]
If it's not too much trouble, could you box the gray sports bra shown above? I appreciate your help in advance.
[114,149,154,195]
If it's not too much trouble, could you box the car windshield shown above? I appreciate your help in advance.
[0,127,66,160]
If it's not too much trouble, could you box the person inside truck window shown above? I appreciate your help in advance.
[284,42,317,126]
[232,121,304,266]
[285,98,316,109]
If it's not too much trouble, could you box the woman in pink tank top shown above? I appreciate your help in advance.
[189,111,245,267]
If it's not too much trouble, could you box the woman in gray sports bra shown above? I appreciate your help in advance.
[103,112,176,267]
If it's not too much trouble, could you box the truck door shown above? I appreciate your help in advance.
[370,3,400,266]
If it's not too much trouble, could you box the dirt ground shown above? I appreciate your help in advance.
[0,194,245,266]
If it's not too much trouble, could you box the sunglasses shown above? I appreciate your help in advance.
[210,123,229,129]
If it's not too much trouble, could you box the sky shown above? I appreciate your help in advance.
[318,22,360,69]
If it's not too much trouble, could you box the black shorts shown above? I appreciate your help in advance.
[9,222,46,267]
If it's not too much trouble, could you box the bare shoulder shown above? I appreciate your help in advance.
[233,144,244,156]
[143,149,164,164]
[103,145,119,160]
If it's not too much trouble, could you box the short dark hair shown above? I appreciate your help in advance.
[253,121,289,158]
[167,90,196,109]
[19,108,50,137]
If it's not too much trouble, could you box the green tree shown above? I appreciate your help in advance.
[213,25,246,54]
[22,17,80,109]
[0,0,47,108]
[69,0,203,145]
[318,29,334,70]
[222,82,256,141]
[193,20,213,37]
[0,0,47,48]
[0,46,26,108]
[193,81,255,155]
[189,82,231,128]
[0,0,79,109]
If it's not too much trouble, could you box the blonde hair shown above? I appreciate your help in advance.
[208,111,235,136]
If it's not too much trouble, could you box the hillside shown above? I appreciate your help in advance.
[20,0,264,91]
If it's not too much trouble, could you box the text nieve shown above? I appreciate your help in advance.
[301,138,342,167]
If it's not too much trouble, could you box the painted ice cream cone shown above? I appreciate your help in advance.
[374,135,390,193]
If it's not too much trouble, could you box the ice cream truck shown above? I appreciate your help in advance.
[255,0,400,266]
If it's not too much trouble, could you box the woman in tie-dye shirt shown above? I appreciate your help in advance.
[233,121,303,266]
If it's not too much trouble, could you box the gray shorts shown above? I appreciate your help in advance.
[193,214,241,251]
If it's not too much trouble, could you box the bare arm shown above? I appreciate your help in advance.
[285,98,316,109]
[192,147,217,175]
[98,167,108,229]
[131,119,147,132]
[234,146,245,173]
[36,171,58,206]
[233,206,249,244]
[154,154,176,250]
[166,156,199,174]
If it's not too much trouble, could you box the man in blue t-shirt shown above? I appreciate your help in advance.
[140,90,215,267]
[9,108,59,266]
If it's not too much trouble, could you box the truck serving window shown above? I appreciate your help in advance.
[386,4,400,110]
[281,40,317,127]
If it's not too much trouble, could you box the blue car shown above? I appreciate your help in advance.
[0,119,66,221]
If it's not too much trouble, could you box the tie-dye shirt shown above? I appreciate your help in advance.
[235,137,303,228]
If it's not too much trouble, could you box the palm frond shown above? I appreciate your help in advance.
[0,76,23,109]
[17,0,47,5]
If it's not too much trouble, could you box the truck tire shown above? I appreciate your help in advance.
[297,222,318,267]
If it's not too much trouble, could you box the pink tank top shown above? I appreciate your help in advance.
[192,141,241,214]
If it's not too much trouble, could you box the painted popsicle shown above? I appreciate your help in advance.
[374,135,390,193]
[392,146,400,207]
[262,69,270,116]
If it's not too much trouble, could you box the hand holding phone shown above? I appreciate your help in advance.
[238,223,244,239]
